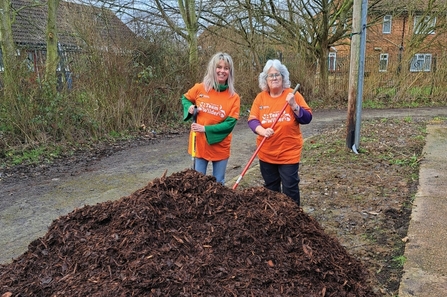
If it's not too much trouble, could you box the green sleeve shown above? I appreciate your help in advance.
[181,95,194,121]
[204,116,238,145]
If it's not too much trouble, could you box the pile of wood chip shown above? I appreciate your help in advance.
[0,169,377,296]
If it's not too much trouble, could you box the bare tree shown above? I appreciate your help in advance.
[199,0,267,71]
[45,0,60,94]
[1,0,61,96]
[198,0,355,96]
[0,0,19,99]
[254,0,354,95]
[89,0,203,79]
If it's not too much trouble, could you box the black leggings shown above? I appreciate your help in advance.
[259,160,300,205]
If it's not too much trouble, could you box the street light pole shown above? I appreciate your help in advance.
[346,0,361,150]
[353,0,369,153]
[346,0,368,154]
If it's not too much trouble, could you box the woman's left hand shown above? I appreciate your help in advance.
[286,93,299,111]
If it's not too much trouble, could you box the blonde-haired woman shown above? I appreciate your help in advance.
[181,52,240,184]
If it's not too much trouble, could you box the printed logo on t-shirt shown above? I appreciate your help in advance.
[198,102,226,118]
[261,111,292,125]
[199,94,210,99]
[259,105,269,110]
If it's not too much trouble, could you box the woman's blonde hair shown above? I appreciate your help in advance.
[203,52,236,96]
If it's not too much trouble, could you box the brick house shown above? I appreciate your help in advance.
[367,2,445,75]
[330,1,446,81]
[0,0,136,87]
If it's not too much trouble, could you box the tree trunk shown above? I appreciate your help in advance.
[318,46,329,98]
[187,28,199,80]
[181,0,199,80]
[0,0,19,100]
[45,0,60,95]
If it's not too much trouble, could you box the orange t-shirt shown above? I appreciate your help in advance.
[248,89,312,164]
[185,83,240,161]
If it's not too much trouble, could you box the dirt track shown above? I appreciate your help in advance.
[2,107,447,264]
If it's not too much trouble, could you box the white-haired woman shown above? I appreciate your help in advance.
[181,52,240,184]
[248,59,312,205]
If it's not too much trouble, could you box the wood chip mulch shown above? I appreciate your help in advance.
[0,169,377,296]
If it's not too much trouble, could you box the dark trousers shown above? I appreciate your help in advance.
[259,160,300,205]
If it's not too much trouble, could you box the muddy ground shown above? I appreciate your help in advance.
[1,107,447,296]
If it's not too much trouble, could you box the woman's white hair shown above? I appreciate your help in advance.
[258,59,291,92]
[203,52,236,96]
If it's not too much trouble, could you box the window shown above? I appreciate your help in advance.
[328,52,336,72]
[414,15,436,34]
[410,54,432,72]
[383,15,392,34]
[379,54,389,72]
[330,21,337,35]
[26,51,36,72]
[330,20,347,35]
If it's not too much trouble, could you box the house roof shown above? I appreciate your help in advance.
[11,0,136,51]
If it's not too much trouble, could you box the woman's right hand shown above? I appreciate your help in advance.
[256,126,274,138]
[188,105,195,114]
[264,128,274,138]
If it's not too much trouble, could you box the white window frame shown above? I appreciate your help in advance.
[414,15,436,34]
[410,54,432,72]
[383,15,392,34]
[328,52,336,72]
[379,53,389,72]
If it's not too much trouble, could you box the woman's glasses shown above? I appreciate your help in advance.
[267,73,281,79]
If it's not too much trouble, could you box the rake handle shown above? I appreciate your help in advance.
[191,106,198,169]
